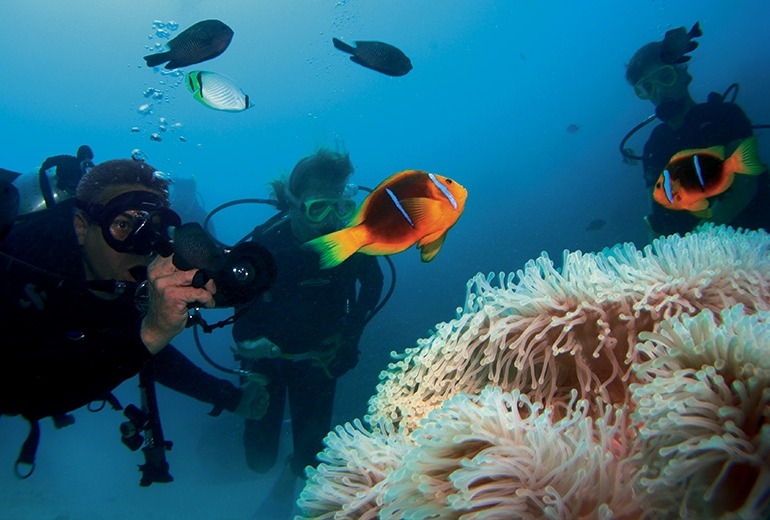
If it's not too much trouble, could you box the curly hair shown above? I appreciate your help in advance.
[75,159,170,205]
[270,148,354,211]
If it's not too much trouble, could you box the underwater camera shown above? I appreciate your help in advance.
[171,222,276,307]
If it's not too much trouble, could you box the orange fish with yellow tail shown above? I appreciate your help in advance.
[305,169,467,269]
[653,136,765,218]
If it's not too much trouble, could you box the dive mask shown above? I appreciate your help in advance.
[76,191,181,256]
[301,197,357,224]
[633,65,677,100]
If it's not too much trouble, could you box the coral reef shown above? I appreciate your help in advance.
[296,226,770,519]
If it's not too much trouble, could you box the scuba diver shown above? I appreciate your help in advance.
[204,148,385,512]
[232,149,383,475]
[622,22,770,237]
[0,158,270,485]
[14,145,95,215]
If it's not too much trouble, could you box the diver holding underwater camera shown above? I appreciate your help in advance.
[0,159,274,485]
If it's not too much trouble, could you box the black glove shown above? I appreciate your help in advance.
[326,336,360,378]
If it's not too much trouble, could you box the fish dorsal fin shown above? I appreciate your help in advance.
[419,231,447,262]
[398,198,441,229]
[670,145,725,162]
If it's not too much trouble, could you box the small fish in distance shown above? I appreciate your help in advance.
[585,219,606,231]
[144,19,234,70]
[332,37,412,76]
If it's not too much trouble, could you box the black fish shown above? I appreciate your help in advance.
[332,38,412,77]
[566,124,581,134]
[144,19,234,70]
[0,178,19,240]
[585,219,606,231]
[660,22,702,65]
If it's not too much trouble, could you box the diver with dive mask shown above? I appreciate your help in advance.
[75,190,276,308]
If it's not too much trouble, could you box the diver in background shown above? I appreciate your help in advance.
[625,22,770,237]
[16,145,95,214]
[171,175,215,234]
[231,148,383,489]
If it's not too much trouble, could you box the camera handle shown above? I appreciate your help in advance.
[135,364,173,486]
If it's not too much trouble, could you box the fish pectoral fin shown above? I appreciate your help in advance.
[398,198,442,228]
[419,232,447,263]
[686,198,711,216]
[692,207,713,219]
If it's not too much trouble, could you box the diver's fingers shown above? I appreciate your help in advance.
[141,258,216,352]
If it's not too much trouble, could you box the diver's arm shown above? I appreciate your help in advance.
[39,154,69,173]
[4,320,153,419]
[152,345,241,415]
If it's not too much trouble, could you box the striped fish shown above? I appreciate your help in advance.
[185,70,253,112]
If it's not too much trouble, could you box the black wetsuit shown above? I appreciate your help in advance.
[232,217,383,476]
[0,200,241,421]
[642,94,770,236]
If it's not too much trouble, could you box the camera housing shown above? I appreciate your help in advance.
[171,223,276,307]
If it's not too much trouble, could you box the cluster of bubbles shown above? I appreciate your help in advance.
[133,20,189,144]
[150,20,179,40]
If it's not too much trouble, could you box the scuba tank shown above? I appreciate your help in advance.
[14,145,94,216]
[15,165,72,215]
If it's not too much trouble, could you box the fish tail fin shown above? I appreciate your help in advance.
[332,37,355,55]
[143,52,170,68]
[689,21,703,39]
[305,226,368,269]
[728,136,766,175]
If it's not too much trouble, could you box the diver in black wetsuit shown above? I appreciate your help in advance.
[0,159,267,476]
[232,149,384,481]
[625,22,770,237]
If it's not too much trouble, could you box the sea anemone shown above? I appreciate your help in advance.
[381,387,641,520]
[297,226,770,518]
[368,225,770,433]
[297,418,410,520]
[631,305,770,518]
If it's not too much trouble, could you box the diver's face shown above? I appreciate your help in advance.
[634,64,689,107]
[290,182,350,242]
[74,186,158,284]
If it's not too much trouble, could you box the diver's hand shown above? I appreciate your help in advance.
[234,379,269,421]
[233,337,281,360]
[140,255,216,354]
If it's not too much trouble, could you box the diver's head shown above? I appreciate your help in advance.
[75,145,95,180]
[74,159,179,284]
[272,148,357,242]
[626,41,692,109]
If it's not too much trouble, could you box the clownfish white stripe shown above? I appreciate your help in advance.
[693,155,705,188]
[428,172,458,210]
[385,188,414,228]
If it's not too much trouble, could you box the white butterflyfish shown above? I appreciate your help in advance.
[185,70,253,112]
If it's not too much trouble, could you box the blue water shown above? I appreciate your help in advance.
[1,1,768,518]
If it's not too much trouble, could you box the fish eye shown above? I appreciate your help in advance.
[445,178,453,184]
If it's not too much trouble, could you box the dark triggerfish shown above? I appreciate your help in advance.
[332,38,413,77]
[660,22,702,65]
[144,19,234,70]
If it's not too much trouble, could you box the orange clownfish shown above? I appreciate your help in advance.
[653,136,765,218]
[305,169,467,269]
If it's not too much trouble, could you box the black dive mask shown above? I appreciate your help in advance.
[76,191,181,256]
